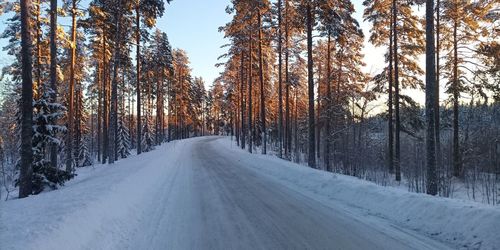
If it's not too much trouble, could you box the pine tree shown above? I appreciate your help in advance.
[318,0,365,171]
[135,0,168,155]
[440,0,495,177]
[149,29,173,144]
[364,0,425,181]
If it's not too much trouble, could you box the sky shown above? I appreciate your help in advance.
[157,0,386,87]
[158,0,233,88]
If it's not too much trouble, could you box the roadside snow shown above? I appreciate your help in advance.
[0,139,191,250]
[217,137,500,250]
[1,136,499,250]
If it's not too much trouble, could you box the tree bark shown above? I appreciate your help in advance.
[277,0,283,158]
[435,0,443,180]
[325,34,332,171]
[285,0,291,158]
[49,0,58,168]
[109,5,122,164]
[425,0,438,195]
[97,56,102,161]
[66,0,77,172]
[102,33,109,164]
[240,52,246,149]
[19,0,34,198]
[452,14,461,177]
[136,4,142,155]
[392,0,401,181]
[257,10,266,155]
[248,29,253,153]
[317,63,321,161]
[388,7,394,174]
[306,3,316,168]
[35,0,42,97]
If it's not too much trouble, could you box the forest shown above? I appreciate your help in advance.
[215,0,499,203]
[0,0,498,206]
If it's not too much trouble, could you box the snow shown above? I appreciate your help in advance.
[217,137,500,250]
[1,139,188,250]
[1,136,499,250]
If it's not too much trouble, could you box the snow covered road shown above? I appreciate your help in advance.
[124,136,450,250]
[5,136,499,249]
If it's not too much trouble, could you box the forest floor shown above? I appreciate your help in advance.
[1,136,499,250]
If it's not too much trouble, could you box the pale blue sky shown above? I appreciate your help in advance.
[159,0,232,86]
[160,0,421,105]
[157,0,385,86]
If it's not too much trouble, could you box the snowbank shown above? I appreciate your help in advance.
[217,137,500,250]
[0,139,193,250]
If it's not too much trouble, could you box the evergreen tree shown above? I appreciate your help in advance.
[116,117,131,158]
[141,116,155,152]
[31,86,73,194]
[78,137,92,167]
[439,0,496,177]
[135,0,168,155]
[364,0,425,181]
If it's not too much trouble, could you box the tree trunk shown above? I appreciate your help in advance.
[240,52,246,149]
[258,10,266,155]
[18,0,34,198]
[435,0,443,180]
[75,86,80,166]
[156,72,161,145]
[452,15,461,177]
[66,0,77,172]
[392,0,401,181]
[136,5,142,155]
[306,3,316,168]
[317,63,321,161]
[109,6,122,164]
[91,97,94,160]
[285,0,291,158]
[425,0,438,195]
[248,30,253,154]
[160,73,165,143]
[97,54,101,161]
[35,0,42,97]
[102,33,109,164]
[49,0,58,168]
[388,8,394,174]
[290,86,300,163]
[325,34,332,171]
[277,0,283,158]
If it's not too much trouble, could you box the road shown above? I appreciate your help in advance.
[124,137,450,250]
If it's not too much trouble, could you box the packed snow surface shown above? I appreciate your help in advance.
[1,136,499,249]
